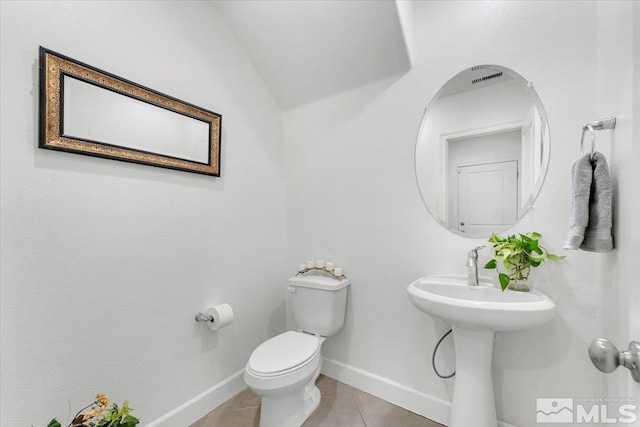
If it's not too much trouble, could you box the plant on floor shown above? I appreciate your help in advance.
[43,394,139,427]
[483,232,565,292]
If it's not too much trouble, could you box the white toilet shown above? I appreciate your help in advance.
[244,274,350,427]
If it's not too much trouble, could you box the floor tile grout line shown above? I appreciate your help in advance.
[347,385,369,426]
[193,377,442,427]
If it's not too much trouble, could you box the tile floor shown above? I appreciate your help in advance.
[190,375,444,427]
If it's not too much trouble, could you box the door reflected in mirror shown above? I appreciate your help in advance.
[415,65,550,238]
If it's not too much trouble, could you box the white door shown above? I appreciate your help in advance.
[456,160,518,237]
[630,301,640,426]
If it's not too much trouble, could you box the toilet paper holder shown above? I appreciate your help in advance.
[194,304,234,331]
[195,312,214,323]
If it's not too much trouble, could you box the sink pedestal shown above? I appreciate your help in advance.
[450,326,497,427]
[407,275,555,427]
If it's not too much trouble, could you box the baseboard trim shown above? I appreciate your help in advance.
[321,357,451,425]
[321,357,517,427]
[144,360,518,427]
[145,369,246,427]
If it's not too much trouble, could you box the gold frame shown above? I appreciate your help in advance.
[39,47,221,176]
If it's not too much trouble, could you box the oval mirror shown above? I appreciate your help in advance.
[415,65,550,238]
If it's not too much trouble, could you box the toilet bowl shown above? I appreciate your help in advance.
[244,331,325,427]
[244,274,350,427]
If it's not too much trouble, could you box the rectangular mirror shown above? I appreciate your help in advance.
[39,47,221,176]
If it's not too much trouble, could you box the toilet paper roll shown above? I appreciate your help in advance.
[205,304,234,331]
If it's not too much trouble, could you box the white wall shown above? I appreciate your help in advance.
[283,1,635,426]
[0,1,286,426]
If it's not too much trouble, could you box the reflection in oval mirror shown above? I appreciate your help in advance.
[415,65,550,238]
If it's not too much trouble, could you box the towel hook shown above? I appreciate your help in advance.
[580,124,595,159]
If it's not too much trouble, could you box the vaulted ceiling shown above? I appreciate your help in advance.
[212,0,413,110]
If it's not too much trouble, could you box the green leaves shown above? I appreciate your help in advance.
[484,259,497,269]
[42,399,138,427]
[488,234,506,244]
[500,248,512,258]
[498,273,510,291]
[93,401,139,427]
[484,231,565,292]
[121,415,140,427]
[529,253,546,262]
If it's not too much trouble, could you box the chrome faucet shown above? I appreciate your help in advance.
[466,245,485,286]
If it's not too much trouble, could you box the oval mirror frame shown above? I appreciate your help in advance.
[415,65,550,238]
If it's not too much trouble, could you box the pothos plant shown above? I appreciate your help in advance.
[44,394,139,427]
[483,232,565,292]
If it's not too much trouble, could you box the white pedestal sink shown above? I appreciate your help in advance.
[407,274,555,427]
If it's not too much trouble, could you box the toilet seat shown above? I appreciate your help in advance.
[247,331,320,377]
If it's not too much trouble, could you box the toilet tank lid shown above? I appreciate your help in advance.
[289,275,350,290]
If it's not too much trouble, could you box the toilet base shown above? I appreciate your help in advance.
[259,383,321,427]
[246,334,326,427]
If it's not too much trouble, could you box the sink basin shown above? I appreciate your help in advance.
[407,274,555,331]
[407,274,555,427]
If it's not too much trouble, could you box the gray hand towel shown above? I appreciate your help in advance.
[580,152,613,252]
[564,154,592,249]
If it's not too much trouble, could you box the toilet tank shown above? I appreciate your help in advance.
[288,275,350,337]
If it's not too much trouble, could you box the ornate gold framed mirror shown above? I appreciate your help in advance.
[39,47,221,176]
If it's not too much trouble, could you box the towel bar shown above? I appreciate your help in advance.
[580,116,616,159]
[582,116,616,131]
